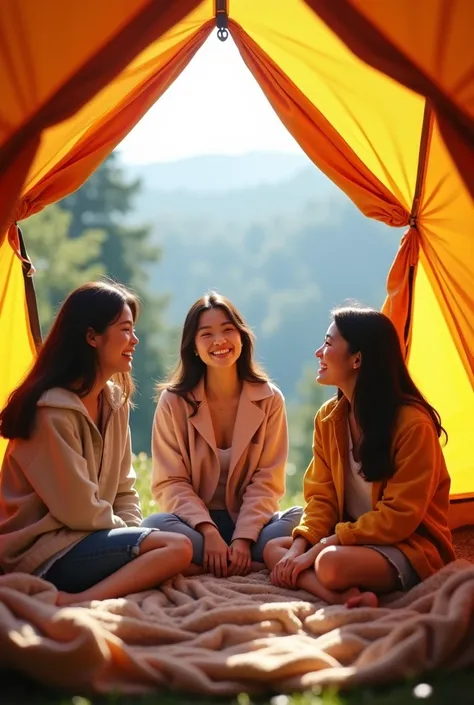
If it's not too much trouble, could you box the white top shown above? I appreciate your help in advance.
[208,447,232,510]
[344,420,372,521]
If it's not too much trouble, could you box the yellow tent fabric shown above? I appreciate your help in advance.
[0,243,37,461]
[305,0,474,200]
[0,1,472,523]
[0,0,203,235]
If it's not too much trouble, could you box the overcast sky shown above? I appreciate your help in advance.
[118,32,301,164]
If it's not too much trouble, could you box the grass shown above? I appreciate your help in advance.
[3,455,472,704]
[3,669,474,705]
[132,453,305,515]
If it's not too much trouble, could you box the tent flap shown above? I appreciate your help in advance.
[304,0,474,199]
[0,0,472,511]
[0,238,36,463]
[0,0,204,237]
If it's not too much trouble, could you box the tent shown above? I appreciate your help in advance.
[1,1,473,526]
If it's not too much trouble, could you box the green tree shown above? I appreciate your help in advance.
[287,365,327,497]
[60,153,171,453]
[20,204,105,330]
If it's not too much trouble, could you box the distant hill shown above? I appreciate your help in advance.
[132,166,339,223]
[127,151,317,192]
[126,152,401,399]
[129,152,338,223]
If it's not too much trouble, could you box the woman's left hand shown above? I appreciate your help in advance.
[228,538,252,576]
[319,533,340,548]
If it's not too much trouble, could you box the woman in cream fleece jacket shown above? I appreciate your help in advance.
[0,282,192,604]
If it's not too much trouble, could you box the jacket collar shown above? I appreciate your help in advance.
[191,377,274,404]
[322,393,383,505]
[37,381,124,416]
[321,394,349,423]
[189,378,274,476]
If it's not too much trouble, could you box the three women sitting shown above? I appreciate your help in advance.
[0,283,454,605]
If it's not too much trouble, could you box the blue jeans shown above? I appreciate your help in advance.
[142,506,303,564]
[43,527,154,593]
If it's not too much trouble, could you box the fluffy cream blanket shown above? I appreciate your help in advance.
[1,559,473,695]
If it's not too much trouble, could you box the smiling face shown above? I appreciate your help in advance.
[194,306,242,370]
[88,303,139,380]
[315,320,361,390]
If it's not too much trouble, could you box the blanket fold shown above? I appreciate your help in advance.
[1,558,473,694]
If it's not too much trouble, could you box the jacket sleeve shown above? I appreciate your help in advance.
[22,409,127,531]
[113,415,142,527]
[292,413,339,545]
[232,392,288,542]
[335,421,442,545]
[151,395,214,529]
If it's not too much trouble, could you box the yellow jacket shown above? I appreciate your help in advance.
[293,396,455,580]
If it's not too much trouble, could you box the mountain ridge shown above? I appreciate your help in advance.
[125,153,401,398]
[125,151,323,193]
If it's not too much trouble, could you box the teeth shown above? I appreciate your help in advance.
[212,349,230,356]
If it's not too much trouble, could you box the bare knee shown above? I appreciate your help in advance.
[163,533,193,565]
[315,547,348,590]
[140,530,193,560]
[174,534,193,564]
[263,536,293,566]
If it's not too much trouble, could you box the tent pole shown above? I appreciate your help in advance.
[403,102,434,355]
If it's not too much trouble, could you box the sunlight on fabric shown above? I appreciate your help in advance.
[419,117,474,391]
[232,0,424,211]
[0,241,35,463]
[409,255,473,497]
[23,4,213,193]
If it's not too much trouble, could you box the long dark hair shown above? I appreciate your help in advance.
[0,281,139,440]
[160,291,268,414]
[333,306,446,482]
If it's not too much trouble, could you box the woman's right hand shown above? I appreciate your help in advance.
[271,539,319,588]
[200,524,229,578]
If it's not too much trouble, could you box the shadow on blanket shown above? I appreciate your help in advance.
[0,532,473,696]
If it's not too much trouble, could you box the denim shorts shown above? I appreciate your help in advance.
[142,506,303,565]
[365,544,420,590]
[43,527,155,593]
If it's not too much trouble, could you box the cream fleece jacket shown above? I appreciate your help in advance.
[0,383,142,574]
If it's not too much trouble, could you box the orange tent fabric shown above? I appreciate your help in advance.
[305,0,474,200]
[0,1,211,459]
[0,1,472,523]
[0,0,203,240]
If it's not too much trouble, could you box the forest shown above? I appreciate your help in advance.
[21,150,402,480]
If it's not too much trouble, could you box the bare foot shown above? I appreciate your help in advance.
[345,590,379,609]
[335,586,360,605]
[56,590,81,607]
[250,561,266,572]
[182,563,206,577]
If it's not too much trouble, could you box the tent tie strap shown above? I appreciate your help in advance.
[215,0,228,41]
[7,222,36,276]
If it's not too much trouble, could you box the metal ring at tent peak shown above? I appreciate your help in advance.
[215,0,228,41]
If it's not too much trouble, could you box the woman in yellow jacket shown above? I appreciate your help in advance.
[264,306,455,607]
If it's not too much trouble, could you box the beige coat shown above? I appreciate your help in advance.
[0,383,142,575]
[151,380,288,542]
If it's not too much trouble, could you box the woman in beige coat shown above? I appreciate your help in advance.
[143,292,301,578]
[0,282,192,604]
